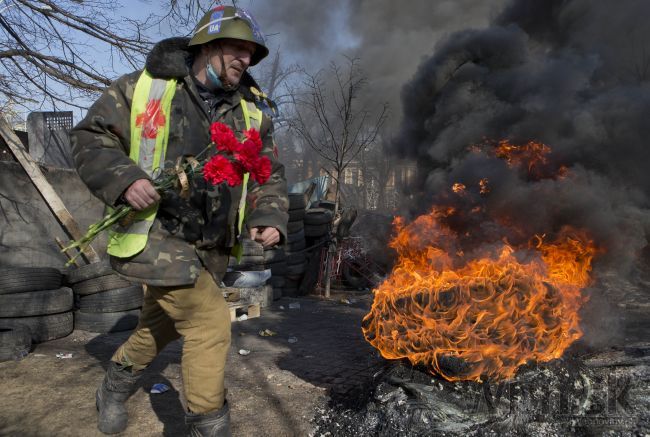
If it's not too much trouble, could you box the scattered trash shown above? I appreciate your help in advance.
[33,353,47,358]
[55,353,73,359]
[288,336,298,344]
[279,305,285,310]
[289,302,301,310]
[237,314,248,321]
[238,349,251,356]
[259,329,277,337]
[150,383,170,394]
[339,298,350,305]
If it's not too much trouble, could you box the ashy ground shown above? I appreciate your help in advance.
[0,292,382,437]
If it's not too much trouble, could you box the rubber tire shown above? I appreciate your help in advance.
[65,260,113,284]
[287,221,304,234]
[76,286,143,313]
[0,267,62,294]
[305,223,330,237]
[287,229,305,244]
[288,193,306,210]
[343,263,371,290]
[0,325,31,362]
[269,276,286,288]
[288,209,305,222]
[270,262,288,276]
[229,256,265,271]
[304,209,333,225]
[0,312,73,343]
[72,274,134,296]
[286,261,306,276]
[287,239,306,252]
[286,252,306,266]
[0,287,73,317]
[241,239,264,257]
[317,200,336,211]
[74,309,140,333]
[263,247,286,263]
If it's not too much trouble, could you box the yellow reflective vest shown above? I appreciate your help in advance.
[107,70,262,258]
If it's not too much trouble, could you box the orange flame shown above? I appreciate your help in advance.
[452,182,466,194]
[495,140,551,172]
[362,208,597,382]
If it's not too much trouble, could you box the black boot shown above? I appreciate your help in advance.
[96,361,139,434]
[185,401,231,437]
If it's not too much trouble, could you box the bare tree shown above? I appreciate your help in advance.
[0,0,161,111]
[288,56,387,297]
[356,140,394,210]
[288,56,387,214]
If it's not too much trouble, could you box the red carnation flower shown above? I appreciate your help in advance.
[243,128,262,153]
[251,156,272,185]
[210,122,239,154]
[203,155,243,187]
[235,139,261,172]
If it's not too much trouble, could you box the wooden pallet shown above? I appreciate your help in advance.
[229,301,261,322]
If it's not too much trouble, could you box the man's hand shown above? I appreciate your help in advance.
[124,179,160,210]
[249,226,280,248]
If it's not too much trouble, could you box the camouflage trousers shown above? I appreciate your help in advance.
[112,269,231,414]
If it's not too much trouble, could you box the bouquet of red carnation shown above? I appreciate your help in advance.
[204,122,272,186]
[61,123,271,265]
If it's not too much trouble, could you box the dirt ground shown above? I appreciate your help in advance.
[0,292,380,437]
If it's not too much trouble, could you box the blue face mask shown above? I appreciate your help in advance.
[206,61,223,90]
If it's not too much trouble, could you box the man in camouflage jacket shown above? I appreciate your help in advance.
[70,6,288,435]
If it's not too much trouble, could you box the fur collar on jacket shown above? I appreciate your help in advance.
[145,37,258,94]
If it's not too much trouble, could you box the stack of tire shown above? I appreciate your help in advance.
[0,266,74,361]
[65,261,143,334]
[224,239,273,307]
[227,239,265,272]
[303,207,334,243]
[281,193,308,297]
[264,244,286,300]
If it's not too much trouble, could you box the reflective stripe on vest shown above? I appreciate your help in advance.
[238,99,263,234]
[107,70,177,258]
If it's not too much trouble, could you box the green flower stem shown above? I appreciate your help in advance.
[61,148,213,267]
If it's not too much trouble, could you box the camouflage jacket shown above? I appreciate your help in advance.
[71,37,289,286]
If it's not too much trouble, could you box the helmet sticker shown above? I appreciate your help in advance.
[207,10,225,34]
[236,8,265,43]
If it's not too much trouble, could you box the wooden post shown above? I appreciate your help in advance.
[0,117,100,263]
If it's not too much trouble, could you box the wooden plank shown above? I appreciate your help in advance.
[229,302,261,322]
[0,117,100,263]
